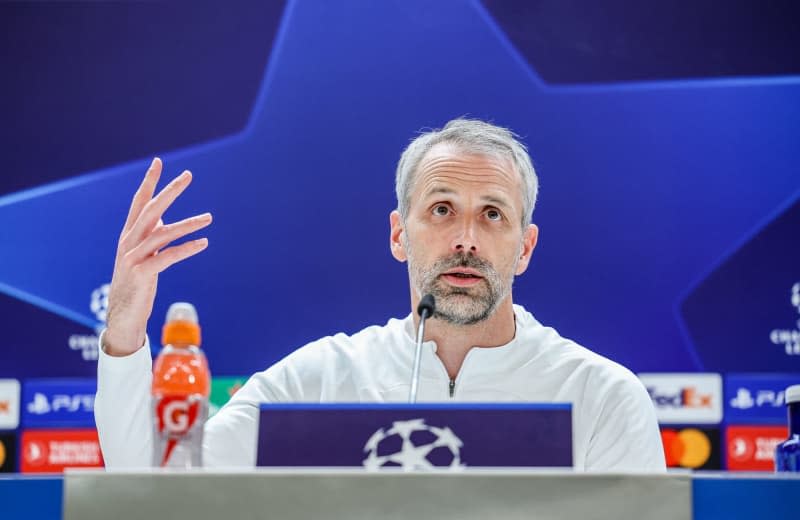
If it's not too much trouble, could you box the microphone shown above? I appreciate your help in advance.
[409,294,436,403]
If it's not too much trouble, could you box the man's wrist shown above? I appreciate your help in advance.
[100,328,146,357]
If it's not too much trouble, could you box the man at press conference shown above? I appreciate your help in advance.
[94,118,666,471]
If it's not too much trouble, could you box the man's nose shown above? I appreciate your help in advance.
[451,217,479,254]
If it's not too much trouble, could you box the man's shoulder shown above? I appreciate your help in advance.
[514,305,643,391]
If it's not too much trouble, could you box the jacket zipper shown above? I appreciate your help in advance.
[449,379,455,398]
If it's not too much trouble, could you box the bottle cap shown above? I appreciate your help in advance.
[166,302,198,324]
[786,385,800,404]
[162,302,201,347]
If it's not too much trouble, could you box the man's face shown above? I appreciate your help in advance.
[390,143,538,325]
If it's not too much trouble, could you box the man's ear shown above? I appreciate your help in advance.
[515,224,539,275]
[389,210,407,262]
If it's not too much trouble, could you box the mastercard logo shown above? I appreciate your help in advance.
[0,439,5,467]
[661,428,712,468]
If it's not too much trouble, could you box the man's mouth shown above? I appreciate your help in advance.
[440,268,484,287]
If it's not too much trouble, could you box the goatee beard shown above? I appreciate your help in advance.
[413,252,508,326]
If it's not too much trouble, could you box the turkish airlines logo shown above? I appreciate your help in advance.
[638,373,722,424]
[20,429,104,473]
[726,425,788,471]
[24,440,48,467]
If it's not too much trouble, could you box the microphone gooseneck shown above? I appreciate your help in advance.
[409,294,436,403]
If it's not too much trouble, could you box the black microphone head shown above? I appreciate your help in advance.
[417,294,436,318]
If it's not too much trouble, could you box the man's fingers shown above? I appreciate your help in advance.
[141,238,209,274]
[125,169,193,246]
[127,213,213,264]
[121,158,162,236]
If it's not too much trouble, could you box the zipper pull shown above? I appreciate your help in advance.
[449,379,455,398]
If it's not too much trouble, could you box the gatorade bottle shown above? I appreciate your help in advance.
[775,384,800,472]
[152,302,210,468]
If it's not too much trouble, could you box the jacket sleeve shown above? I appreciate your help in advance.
[94,330,154,468]
[202,349,312,467]
[95,336,329,468]
[584,372,667,472]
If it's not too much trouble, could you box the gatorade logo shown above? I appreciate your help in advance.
[660,427,720,469]
[156,396,200,435]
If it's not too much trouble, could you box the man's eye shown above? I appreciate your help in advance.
[486,209,502,221]
[433,205,450,216]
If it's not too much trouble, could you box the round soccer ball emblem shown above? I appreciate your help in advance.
[90,283,111,323]
[362,418,465,471]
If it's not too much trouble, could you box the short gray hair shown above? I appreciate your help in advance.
[395,118,539,226]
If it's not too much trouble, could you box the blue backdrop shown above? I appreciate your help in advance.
[1,0,798,379]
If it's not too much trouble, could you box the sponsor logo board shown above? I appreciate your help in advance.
[22,379,97,427]
[725,373,799,423]
[0,432,17,472]
[660,427,720,470]
[0,379,21,429]
[638,373,722,424]
[209,377,246,417]
[726,425,788,471]
[20,428,104,473]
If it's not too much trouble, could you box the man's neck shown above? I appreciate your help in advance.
[412,298,517,380]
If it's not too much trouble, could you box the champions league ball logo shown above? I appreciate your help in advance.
[362,418,465,471]
[67,283,110,362]
[769,282,800,356]
[90,283,111,323]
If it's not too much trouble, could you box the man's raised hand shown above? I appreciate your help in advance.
[103,158,212,356]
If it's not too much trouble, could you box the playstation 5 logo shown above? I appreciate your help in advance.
[27,392,94,415]
[769,282,800,356]
[729,388,784,410]
[27,393,51,414]
[22,379,98,427]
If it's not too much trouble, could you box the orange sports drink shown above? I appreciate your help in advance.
[151,302,210,467]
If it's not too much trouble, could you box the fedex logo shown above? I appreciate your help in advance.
[647,387,713,408]
[638,373,722,424]
[0,379,21,429]
[22,379,97,428]
[724,374,798,423]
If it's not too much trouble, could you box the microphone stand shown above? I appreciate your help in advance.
[409,294,435,403]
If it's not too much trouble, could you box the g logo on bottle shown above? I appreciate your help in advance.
[156,396,199,435]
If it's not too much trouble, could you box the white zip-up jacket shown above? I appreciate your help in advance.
[95,305,666,471]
